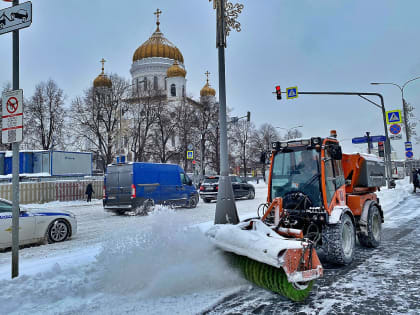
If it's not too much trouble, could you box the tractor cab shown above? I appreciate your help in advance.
[269,133,345,216]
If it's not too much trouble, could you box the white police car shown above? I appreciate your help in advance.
[0,198,77,250]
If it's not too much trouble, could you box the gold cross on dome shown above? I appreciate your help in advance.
[205,71,210,84]
[100,58,106,74]
[154,8,162,24]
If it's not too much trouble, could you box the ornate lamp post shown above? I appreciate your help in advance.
[209,0,243,224]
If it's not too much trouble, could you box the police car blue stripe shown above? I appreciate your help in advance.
[34,212,71,217]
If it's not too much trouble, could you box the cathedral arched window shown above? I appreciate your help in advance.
[182,85,185,97]
[171,84,176,97]
[154,76,158,90]
[164,77,167,90]
[143,77,147,90]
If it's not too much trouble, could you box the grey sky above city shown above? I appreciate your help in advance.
[1,0,420,159]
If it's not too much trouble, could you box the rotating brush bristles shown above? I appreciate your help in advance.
[229,254,314,302]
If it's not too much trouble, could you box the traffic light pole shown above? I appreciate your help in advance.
[279,91,393,189]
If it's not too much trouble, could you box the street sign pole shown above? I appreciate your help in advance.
[11,0,20,279]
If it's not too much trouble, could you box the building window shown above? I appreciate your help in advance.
[171,84,176,97]
[143,77,147,90]
[154,76,158,90]
[182,85,185,97]
[171,134,176,147]
[165,77,167,90]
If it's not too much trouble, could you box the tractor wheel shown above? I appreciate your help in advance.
[358,204,382,248]
[322,213,355,265]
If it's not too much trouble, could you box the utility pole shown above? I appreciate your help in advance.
[209,0,243,224]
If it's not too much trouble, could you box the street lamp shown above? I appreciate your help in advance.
[209,0,243,225]
[371,77,420,179]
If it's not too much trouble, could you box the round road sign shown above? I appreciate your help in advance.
[389,124,401,135]
[6,97,19,114]
[406,151,413,159]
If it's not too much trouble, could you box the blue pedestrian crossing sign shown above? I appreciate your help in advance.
[386,110,402,124]
[187,150,194,160]
[286,87,298,99]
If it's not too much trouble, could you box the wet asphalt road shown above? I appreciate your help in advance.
[202,196,420,315]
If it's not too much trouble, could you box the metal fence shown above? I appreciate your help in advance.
[0,180,103,204]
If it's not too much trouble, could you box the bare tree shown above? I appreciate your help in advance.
[126,87,158,162]
[69,74,129,170]
[151,98,178,163]
[25,79,66,150]
[231,120,255,177]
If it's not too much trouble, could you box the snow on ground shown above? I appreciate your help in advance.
[0,179,416,314]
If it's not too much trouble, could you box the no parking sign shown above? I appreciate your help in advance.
[2,89,23,143]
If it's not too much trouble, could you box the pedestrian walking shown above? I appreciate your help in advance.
[413,169,420,193]
[85,183,94,202]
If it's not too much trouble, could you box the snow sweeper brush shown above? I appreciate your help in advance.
[206,198,323,301]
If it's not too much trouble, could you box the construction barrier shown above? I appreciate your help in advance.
[0,180,103,204]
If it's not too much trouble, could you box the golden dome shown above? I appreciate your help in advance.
[93,58,112,88]
[133,23,184,63]
[200,83,216,97]
[167,60,186,78]
[200,71,216,97]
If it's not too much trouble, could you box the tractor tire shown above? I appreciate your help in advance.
[322,213,355,265]
[358,204,382,248]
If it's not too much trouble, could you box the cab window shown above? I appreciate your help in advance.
[180,173,191,185]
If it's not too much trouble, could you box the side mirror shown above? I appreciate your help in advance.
[328,145,342,160]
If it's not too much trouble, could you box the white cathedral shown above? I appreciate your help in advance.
[92,8,217,164]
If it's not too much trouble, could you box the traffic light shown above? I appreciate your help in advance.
[378,141,384,158]
[247,111,251,122]
[275,86,282,100]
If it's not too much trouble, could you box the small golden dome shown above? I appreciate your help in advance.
[133,23,184,63]
[167,60,186,78]
[200,83,216,97]
[93,58,112,88]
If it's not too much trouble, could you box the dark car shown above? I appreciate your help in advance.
[199,175,255,203]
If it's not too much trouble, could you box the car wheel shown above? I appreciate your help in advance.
[47,219,70,243]
[188,196,198,208]
[247,189,255,200]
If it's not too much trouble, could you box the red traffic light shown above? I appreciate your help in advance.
[275,86,282,100]
[192,160,196,165]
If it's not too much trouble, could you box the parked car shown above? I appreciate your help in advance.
[103,162,199,215]
[0,198,77,250]
[199,175,255,203]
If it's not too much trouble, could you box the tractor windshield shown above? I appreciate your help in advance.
[271,149,322,206]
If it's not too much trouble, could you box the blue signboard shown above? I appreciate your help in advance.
[370,135,387,142]
[406,151,413,158]
[286,87,298,99]
[352,137,368,144]
[352,135,386,144]
[405,142,412,150]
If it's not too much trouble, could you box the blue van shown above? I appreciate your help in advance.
[103,162,199,214]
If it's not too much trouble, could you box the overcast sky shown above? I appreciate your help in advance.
[1,0,420,159]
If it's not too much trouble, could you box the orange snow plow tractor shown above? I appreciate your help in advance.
[207,131,385,301]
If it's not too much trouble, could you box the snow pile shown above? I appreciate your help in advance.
[95,210,246,298]
[0,208,246,314]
